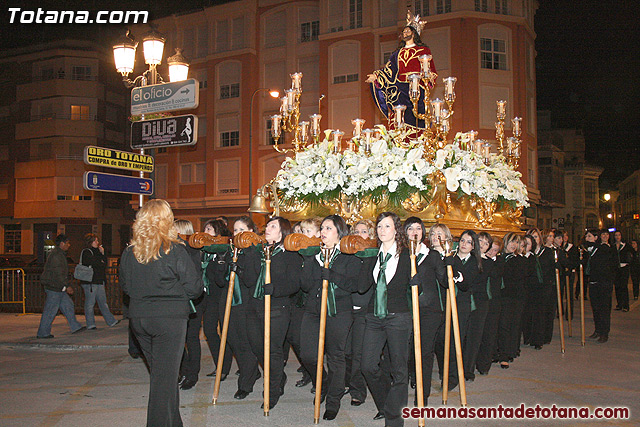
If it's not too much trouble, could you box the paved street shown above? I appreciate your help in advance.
[1,297,638,427]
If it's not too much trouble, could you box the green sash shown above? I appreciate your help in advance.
[201,252,215,295]
[320,249,341,317]
[253,245,283,300]
[374,252,392,319]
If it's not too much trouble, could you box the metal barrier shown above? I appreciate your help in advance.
[0,268,26,314]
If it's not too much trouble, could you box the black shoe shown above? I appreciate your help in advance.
[614,306,622,311]
[534,345,542,350]
[180,379,197,390]
[465,375,475,382]
[129,352,141,359]
[235,369,240,376]
[297,365,304,373]
[597,335,608,343]
[588,332,599,339]
[207,371,228,381]
[234,390,250,400]
[178,375,186,386]
[296,376,312,387]
[342,387,350,397]
[72,326,86,334]
[500,362,509,369]
[261,398,279,410]
[37,334,54,339]
[351,398,364,406]
[477,370,488,376]
[622,308,629,312]
[311,394,326,404]
[373,411,385,420]
[323,410,338,420]
[310,386,315,394]
[448,381,458,391]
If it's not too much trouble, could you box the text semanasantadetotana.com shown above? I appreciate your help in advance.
[402,404,630,420]
[8,8,148,24]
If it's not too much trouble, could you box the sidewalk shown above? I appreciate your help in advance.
[1,299,638,426]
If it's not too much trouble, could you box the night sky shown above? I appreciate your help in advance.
[2,0,638,187]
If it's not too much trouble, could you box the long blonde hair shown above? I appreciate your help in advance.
[131,199,180,264]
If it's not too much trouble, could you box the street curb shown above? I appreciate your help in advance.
[0,342,128,351]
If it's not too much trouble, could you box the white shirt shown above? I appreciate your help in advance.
[373,241,399,284]
[617,242,628,267]
[417,243,430,265]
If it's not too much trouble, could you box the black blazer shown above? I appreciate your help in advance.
[501,254,527,299]
[416,249,447,312]
[301,252,362,315]
[211,248,253,305]
[537,246,564,286]
[582,243,616,284]
[359,250,412,314]
[448,254,480,309]
[239,245,302,307]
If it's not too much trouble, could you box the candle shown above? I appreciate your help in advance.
[332,130,344,153]
[473,139,484,155]
[469,130,478,142]
[512,117,522,136]
[507,137,517,156]
[285,89,296,112]
[309,114,322,136]
[270,115,282,138]
[362,128,373,155]
[393,105,407,129]
[443,76,457,98]
[441,117,449,135]
[299,121,309,143]
[408,73,421,99]
[431,98,444,123]
[482,140,491,163]
[351,118,365,138]
[279,96,288,115]
[419,54,432,75]
[290,72,303,91]
[497,100,507,116]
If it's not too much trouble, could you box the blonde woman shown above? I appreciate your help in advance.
[119,200,203,427]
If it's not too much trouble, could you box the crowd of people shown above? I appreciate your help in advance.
[36,199,637,427]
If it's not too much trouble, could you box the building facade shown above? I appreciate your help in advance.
[140,0,539,230]
[0,40,133,262]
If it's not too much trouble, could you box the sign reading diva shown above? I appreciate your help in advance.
[131,115,198,149]
[84,146,154,173]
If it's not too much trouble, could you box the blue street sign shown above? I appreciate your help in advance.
[131,79,199,115]
[83,171,153,195]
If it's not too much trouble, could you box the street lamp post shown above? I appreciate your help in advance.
[112,29,190,207]
[249,88,279,209]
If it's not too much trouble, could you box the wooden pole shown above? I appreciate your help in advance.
[442,289,451,405]
[313,247,332,424]
[212,248,239,404]
[409,242,425,426]
[579,256,585,347]
[566,274,572,337]
[554,261,565,353]
[263,255,272,416]
[446,265,467,406]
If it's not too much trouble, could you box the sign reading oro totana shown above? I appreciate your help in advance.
[83,146,154,173]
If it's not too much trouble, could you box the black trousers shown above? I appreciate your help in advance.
[346,309,368,402]
[418,308,443,402]
[201,291,232,375]
[435,300,470,385]
[589,281,613,336]
[497,296,523,362]
[300,309,353,412]
[476,297,501,374]
[361,312,411,427]
[246,298,290,406]
[131,317,187,427]
[286,304,311,380]
[542,285,557,344]
[463,300,489,379]
[522,287,545,347]
[631,270,640,299]
[222,301,260,392]
[614,266,630,310]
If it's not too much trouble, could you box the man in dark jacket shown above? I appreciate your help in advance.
[36,234,85,338]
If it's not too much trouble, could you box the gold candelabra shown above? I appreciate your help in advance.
[270,72,323,153]
[494,100,522,168]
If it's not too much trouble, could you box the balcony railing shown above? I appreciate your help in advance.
[30,113,98,122]
[33,73,97,82]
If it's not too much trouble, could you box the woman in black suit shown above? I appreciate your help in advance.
[359,212,417,427]
[212,216,261,400]
[583,229,616,343]
[299,214,361,420]
[240,216,301,409]
[521,234,545,350]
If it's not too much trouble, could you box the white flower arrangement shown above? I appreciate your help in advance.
[275,125,529,208]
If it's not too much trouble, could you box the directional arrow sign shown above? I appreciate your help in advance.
[83,171,153,195]
[131,79,199,115]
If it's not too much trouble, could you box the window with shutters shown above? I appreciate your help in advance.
[300,21,320,42]
[475,0,488,12]
[264,11,286,48]
[436,0,451,14]
[328,0,344,32]
[217,115,240,147]
[415,0,429,16]
[349,0,362,29]
[480,37,507,70]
